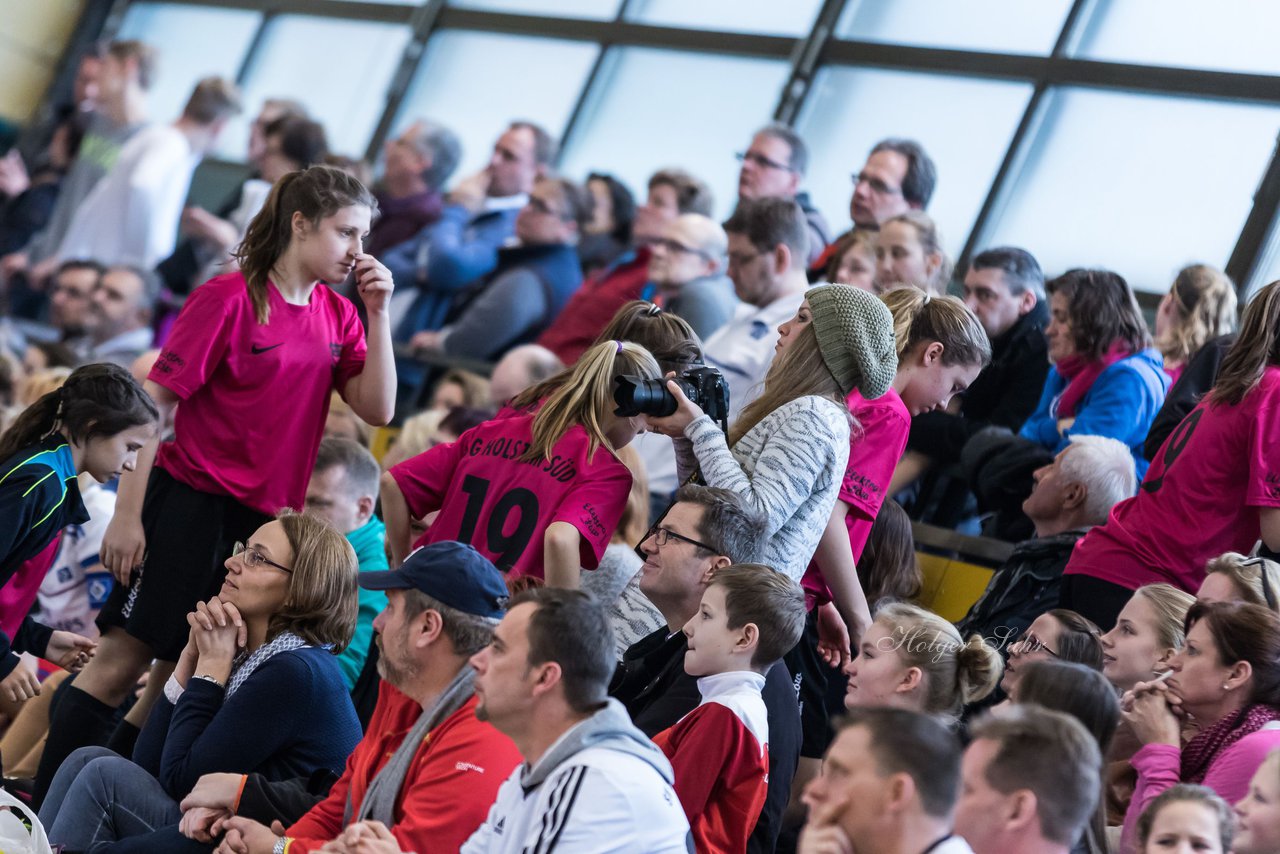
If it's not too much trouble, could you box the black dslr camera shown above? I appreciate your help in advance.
[613,365,730,433]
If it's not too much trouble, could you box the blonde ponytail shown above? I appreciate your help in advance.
[881,288,991,368]
[521,341,660,464]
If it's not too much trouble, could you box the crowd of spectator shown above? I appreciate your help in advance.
[3,34,1280,854]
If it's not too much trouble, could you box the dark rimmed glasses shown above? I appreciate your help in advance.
[231,541,293,574]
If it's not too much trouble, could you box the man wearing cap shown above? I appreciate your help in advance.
[187,542,522,854]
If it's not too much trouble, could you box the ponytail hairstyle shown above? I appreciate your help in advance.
[233,165,378,325]
[520,340,660,464]
[1211,279,1280,406]
[873,602,1003,720]
[1155,264,1238,367]
[509,302,702,413]
[882,210,954,294]
[729,322,844,446]
[0,363,158,462]
[881,287,992,368]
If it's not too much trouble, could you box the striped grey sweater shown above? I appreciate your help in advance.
[674,395,851,582]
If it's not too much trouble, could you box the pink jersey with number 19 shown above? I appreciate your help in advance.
[1065,365,1280,593]
[149,273,367,515]
[389,413,632,579]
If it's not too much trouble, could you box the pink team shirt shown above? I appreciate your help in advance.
[801,388,911,608]
[1066,366,1280,593]
[389,415,631,579]
[150,273,367,515]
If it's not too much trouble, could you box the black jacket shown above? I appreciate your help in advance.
[1144,333,1236,461]
[955,529,1088,647]
[611,628,801,854]
[909,300,1050,463]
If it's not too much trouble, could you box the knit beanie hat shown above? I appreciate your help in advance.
[806,284,898,399]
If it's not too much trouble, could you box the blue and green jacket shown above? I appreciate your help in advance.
[0,434,88,677]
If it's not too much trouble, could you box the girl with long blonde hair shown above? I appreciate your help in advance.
[383,340,661,588]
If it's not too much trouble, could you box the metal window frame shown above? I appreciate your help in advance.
[62,0,1280,295]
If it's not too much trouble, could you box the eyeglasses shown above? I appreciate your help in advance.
[652,237,713,260]
[231,541,293,574]
[851,172,904,196]
[1241,557,1278,610]
[1012,630,1058,657]
[736,151,794,173]
[643,525,719,553]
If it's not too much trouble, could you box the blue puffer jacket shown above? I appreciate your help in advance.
[1019,347,1170,479]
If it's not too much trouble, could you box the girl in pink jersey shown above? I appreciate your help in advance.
[37,165,396,801]
[1061,279,1280,630]
[383,340,661,588]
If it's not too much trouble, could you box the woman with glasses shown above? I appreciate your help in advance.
[40,510,362,852]
[1000,609,1104,701]
[1119,601,1280,853]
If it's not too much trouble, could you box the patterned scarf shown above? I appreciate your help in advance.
[1181,703,1280,784]
[226,631,310,698]
[1053,342,1131,419]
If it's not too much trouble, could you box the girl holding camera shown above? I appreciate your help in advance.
[647,284,897,609]
[383,339,662,588]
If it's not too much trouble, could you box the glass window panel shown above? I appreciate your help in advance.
[628,0,822,37]
[395,31,598,178]
[837,0,1071,54]
[1076,0,1280,75]
[796,67,1032,260]
[448,0,620,19]
[558,48,790,219]
[117,3,261,124]
[222,15,411,160]
[986,88,1280,293]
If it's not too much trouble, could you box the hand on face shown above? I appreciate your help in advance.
[353,254,394,315]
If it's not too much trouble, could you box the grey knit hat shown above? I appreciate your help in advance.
[806,284,898,399]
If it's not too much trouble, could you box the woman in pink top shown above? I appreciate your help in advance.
[1063,279,1280,628]
[1119,601,1280,853]
[36,165,396,801]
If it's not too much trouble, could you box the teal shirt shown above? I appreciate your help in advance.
[336,516,389,689]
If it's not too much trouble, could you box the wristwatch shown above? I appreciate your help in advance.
[273,836,291,854]
[193,673,225,688]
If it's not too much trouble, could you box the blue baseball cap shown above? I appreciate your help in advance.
[359,541,508,619]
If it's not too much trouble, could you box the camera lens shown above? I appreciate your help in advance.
[613,376,678,417]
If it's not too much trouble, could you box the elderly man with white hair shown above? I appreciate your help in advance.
[645,212,736,341]
[957,434,1137,645]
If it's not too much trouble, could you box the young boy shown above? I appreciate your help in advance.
[652,563,807,854]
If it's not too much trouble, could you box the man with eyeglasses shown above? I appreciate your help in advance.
[703,197,810,420]
[408,176,592,362]
[645,213,735,342]
[809,138,937,280]
[736,123,831,266]
[610,484,801,854]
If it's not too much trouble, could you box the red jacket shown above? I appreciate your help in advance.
[287,680,520,853]
[536,247,651,364]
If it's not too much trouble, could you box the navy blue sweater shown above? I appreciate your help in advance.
[0,435,88,677]
[134,646,361,799]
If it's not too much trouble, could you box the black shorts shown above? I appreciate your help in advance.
[784,610,840,759]
[96,467,273,661]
